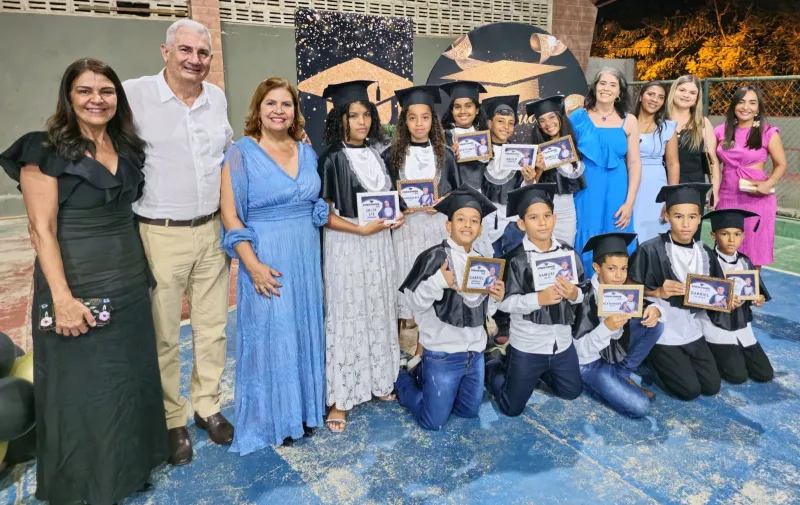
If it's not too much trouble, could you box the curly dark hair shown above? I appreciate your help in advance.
[388,107,446,180]
[441,98,488,131]
[323,100,384,147]
[46,57,145,161]
[531,111,582,161]
[584,67,629,120]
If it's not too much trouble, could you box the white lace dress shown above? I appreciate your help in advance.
[322,145,400,410]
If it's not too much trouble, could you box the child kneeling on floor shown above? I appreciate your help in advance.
[485,183,585,417]
[698,209,774,383]
[395,184,505,430]
[573,232,664,418]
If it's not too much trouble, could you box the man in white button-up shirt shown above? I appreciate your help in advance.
[124,19,234,466]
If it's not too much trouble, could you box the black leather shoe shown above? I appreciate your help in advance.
[194,412,234,445]
[168,427,192,466]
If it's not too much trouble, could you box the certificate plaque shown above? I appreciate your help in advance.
[462,257,506,294]
[356,191,400,225]
[597,285,645,317]
[539,135,578,170]
[684,274,734,313]
[532,249,579,291]
[723,270,760,301]
[397,179,438,211]
[454,130,493,163]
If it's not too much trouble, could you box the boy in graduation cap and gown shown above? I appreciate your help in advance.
[318,80,404,432]
[698,209,774,383]
[383,85,461,340]
[573,232,665,417]
[628,183,722,401]
[396,184,504,430]
[485,183,585,417]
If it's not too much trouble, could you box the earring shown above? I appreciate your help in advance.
[615,96,621,103]
[753,116,761,128]
[289,124,296,134]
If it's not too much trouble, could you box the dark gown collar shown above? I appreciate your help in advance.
[343,142,368,149]
[410,140,431,147]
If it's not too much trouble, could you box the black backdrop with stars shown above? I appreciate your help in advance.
[295,8,414,154]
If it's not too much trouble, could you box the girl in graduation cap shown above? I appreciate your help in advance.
[318,80,404,433]
[697,208,773,384]
[382,85,461,338]
[526,95,587,247]
[440,81,490,191]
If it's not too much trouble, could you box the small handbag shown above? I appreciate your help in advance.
[739,179,775,194]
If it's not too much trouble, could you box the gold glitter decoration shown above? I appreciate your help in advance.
[297,57,413,125]
[443,34,473,61]
[443,60,565,104]
[530,34,568,64]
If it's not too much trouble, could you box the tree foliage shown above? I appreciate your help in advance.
[592,0,800,80]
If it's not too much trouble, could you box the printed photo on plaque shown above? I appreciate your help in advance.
[462,257,506,294]
[724,270,760,301]
[499,144,538,171]
[597,285,645,318]
[454,130,492,162]
[684,274,734,313]
[532,249,579,291]
[397,179,438,211]
[357,191,400,225]
[539,135,578,170]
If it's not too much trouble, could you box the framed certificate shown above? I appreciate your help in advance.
[356,191,400,225]
[397,179,438,211]
[724,270,760,301]
[462,257,506,294]
[539,135,578,170]
[454,130,492,162]
[532,249,579,291]
[597,285,645,317]
[499,144,538,171]
[684,274,734,313]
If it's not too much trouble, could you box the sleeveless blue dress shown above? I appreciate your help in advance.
[570,108,635,277]
[221,137,329,453]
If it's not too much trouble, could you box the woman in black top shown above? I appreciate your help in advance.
[0,58,167,504]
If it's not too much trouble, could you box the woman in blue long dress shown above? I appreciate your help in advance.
[571,68,642,277]
[632,81,680,243]
[220,78,328,452]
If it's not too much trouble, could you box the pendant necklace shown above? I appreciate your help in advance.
[592,108,612,122]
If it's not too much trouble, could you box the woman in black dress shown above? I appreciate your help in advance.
[0,58,168,504]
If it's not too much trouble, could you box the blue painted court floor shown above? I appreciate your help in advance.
[3,269,800,505]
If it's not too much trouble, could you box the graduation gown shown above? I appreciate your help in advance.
[502,241,586,326]
[539,160,587,195]
[627,232,711,312]
[572,287,626,364]
[381,145,461,198]
[399,241,489,328]
[482,144,524,205]
[318,144,392,219]
[705,246,771,332]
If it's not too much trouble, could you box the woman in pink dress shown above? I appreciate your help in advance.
[715,85,787,267]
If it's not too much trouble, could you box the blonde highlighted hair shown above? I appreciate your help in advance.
[243,77,306,142]
[667,75,705,152]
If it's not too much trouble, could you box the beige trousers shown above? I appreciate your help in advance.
[139,218,231,430]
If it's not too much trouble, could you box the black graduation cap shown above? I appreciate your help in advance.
[434,183,497,220]
[482,95,520,122]
[581,232,637,263]
[702,208,761,232]
[395,85,441,109]
[656,183,712,210]
[506,183,558,217]
[322,80,374,109]
[440,81,488,103]
[525,95,565,119]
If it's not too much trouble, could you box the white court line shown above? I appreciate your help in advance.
[179,305,237,327]
[763,265,800,278]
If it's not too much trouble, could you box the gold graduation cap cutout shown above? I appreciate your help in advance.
[297,57,414,124]
[443,60,565,106]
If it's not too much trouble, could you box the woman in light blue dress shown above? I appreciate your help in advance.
[220,79,328,452]
[571,68,642,277]
[632,81,680,243]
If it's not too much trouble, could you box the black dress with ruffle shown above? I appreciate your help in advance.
[0,132,168,505]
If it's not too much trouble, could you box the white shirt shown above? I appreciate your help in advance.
[574,275,623,365]
[124,69,234,220]
[698,249,758,347]
[404,239,497,353]
[498,236,584,355]
[653,241,704,346]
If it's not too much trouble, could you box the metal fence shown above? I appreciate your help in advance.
[630,76,800,217]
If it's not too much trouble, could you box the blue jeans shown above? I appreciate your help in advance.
[580,360,650,418]
[487,343,582,417]
[618,319,663,379]
[395,350,484,431]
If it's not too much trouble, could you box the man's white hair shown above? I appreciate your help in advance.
[166,19,212,50]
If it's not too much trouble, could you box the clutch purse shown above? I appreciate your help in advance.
[739,179,775,194]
